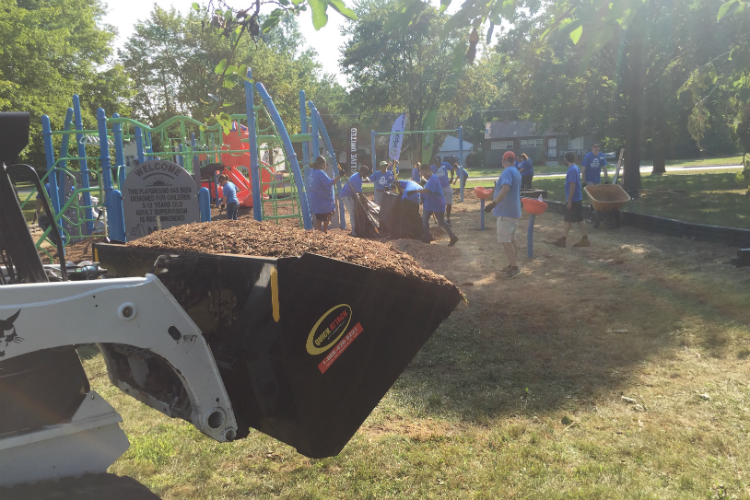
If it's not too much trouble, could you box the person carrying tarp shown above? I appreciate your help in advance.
[370,161,394,206]
[307,155,344,233]
[430,156,455,225]
[416,163,458,246]
[339,166,371,237]
[393,179,424,240]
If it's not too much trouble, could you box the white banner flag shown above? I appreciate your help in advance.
[388,114,407,161]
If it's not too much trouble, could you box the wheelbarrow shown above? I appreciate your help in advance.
[583,184,631,228]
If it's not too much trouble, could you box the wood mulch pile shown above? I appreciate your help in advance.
[126,219,456,287]
[39,238,98,264]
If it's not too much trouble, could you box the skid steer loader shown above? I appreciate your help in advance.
[0,113,462,495]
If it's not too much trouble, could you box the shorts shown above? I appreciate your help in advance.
[442,185,454,203]
[315,212,334,222]
[564,200,584,223]
[496,216,519,243]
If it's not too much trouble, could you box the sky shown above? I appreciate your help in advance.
[103,0,352,86]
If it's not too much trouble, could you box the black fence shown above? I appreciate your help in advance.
[544,200,750,247]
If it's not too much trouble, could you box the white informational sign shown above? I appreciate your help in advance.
[122,160,200,240]
[389,114,407,160]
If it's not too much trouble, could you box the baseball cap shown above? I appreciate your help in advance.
[379,160,388,167]
[503,151,516,162]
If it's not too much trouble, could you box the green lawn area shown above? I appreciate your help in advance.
[457,154,745,179]
[463,172,749,229]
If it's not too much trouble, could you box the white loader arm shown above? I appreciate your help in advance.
[0,274,237,442]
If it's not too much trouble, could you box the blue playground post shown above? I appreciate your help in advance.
[97,108,125,241]
[57,108,74,235]
[178,144,184,167]
[480,199,486,231]
[199,187,212,222]
[73,95,94,234]
[41,116,62,219]
[246,69,262,221]
[256,82,312,230]
[299,91,309,169]
[308,102,345,230]
[213,172,220,207]
[146,131,154,156]
[371,130,376,171]
[458,126,465,202]
[311,107,320,161]
[113,113,125,178]
[135,127,145,164]
[527,214,536,258]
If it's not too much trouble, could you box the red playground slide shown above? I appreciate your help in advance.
[202,122,273,208]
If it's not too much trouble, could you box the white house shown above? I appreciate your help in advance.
[438,135,473,161]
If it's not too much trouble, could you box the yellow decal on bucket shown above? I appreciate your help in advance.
[94,247,99,263]
[270,267,280,323]
[306,304,352,355]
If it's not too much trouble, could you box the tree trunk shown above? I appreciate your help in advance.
[623,25,645,196]
[651,145,666,174]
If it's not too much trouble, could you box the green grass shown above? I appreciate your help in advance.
[463,172,749,229]
[80,209,750,499]
[458,154,744,178]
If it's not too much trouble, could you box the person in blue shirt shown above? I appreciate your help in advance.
[219,174,240,220]
[483,151,522,279]
[581,142,608,186]
[552,151,590,247]
[339,166,370,237]
[430,156,455,224]
[517,153,534,189]
[451,161,469,195]
[397,179,422,204]
[370,161,395,207]
[415,163,458,246]
[411,162,423,184]
[307,155,343,233]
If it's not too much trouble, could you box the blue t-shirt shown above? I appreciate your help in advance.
[222,181,239,204]
[455,165,469,180]
[398,180,421,204]
[582,152,607,184]
[308,168,337,214]
[422,174,446,213]
[370,170,394,191]
[410,167,421,183]
[518,159,534,177]
[339,172,363,198]
[565,164,583,202]
[492,166,522,218]
[430,162,452,188]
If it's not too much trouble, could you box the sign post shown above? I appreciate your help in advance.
[121,160,200,240]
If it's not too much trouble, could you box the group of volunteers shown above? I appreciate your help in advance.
[214,141,611,281]
[481,143,609,279]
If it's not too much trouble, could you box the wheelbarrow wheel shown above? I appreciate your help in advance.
[592,210,601,229]
[614,209,623,228]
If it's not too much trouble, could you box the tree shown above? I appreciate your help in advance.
[119,7,333,132]
[0,0,130,167]
[340,0,496,162]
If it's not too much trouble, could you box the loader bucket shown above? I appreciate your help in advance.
[92,243,461,458]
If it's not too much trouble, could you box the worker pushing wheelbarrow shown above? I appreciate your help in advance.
[583,184,631,228]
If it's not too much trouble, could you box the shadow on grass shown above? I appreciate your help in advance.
[392,232,750,423]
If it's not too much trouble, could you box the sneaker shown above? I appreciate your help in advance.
[502,266,520,280]
[551,236,567,248]
[499,264,512,273]
[448,236,459,247]
[573,237,591,248]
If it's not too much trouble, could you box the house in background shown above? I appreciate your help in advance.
[438,135,473,163]
[484,121,590,167]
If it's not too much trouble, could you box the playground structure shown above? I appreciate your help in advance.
[370,125,467,201]
[21,70,351,258]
